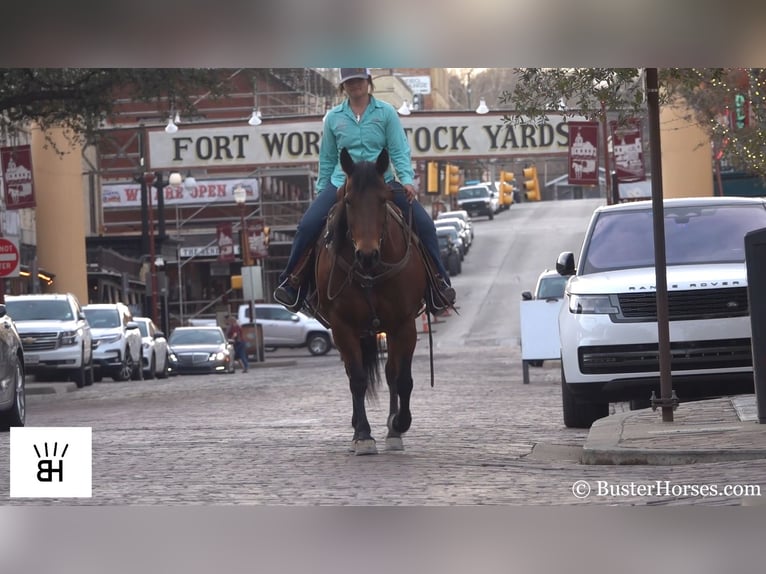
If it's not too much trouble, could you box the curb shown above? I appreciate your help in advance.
[250,360,298,369]
[582,404,766,465]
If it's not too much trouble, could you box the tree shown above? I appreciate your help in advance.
[499,68,766,179]
[0,68,237,150]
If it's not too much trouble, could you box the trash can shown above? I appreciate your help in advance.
[242,323,265,363]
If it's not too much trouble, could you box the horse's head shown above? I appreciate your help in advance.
[339,148,394,271]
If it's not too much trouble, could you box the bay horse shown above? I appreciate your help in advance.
[315,148,428,455]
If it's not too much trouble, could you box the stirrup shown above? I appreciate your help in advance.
[274,281,303,311]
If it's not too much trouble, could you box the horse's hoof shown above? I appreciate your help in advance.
[385,436,404,451]
[354,439,378,456]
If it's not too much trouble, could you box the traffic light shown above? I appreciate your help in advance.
[426,161,439,194]
[498,170,515,207]
[445,164,461,196]
[523,165,540,201]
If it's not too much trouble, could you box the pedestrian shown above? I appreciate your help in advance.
[225,314,249,373]
[273,67,456,315]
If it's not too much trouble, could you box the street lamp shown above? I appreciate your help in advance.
[141,171,160,327]
[233,185,252,266]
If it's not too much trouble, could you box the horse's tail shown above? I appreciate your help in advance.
[360,333,381,398]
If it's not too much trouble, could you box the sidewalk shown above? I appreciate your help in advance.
[582,394,766,465]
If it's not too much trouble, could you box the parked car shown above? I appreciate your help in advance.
[238,303,334,356]
[436,210,474,241]
[522,269,569,302]
[0,303,25,430]
[437,231,462,277]
[167,326,235,374]
[521,269,570,367]
[134,317,169,379]
[557,196,766,428]
[83,303,143,382]
[435,226,465,261]
[5,293,93,387]
[434,217,472,252]
[456,183,494,220]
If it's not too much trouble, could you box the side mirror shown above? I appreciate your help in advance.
[521,291,533,301]
[556,252,576,276]
[154,331,165,339]
[291,315,300,322]
[126,321,140,330]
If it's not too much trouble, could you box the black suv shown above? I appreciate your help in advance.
[437,231,461,277]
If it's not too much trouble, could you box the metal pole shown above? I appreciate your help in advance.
[144,172,160,327]
[647,67,674,422]
[239,202,258,362]
[176,204,184,326]
[601,99,612,205]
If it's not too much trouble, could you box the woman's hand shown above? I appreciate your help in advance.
[404,183,418,203]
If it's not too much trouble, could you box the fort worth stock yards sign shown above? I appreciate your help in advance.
[146,113,580,170]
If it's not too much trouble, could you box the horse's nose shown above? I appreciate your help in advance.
[354,248,380,270]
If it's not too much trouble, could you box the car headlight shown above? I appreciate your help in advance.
[210,351,225,361]
[168,353,178,362]
[60,330,78,346]
[568,294,619,315]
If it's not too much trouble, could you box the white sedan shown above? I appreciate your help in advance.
[134,317,169,379]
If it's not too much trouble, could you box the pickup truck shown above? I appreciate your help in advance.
[456,183,495,220]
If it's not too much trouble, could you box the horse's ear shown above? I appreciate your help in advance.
[376,149,390,175]
[340,148,355,176]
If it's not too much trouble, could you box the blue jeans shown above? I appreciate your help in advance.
[279,181,450,283]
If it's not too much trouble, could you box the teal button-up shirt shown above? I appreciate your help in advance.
[317,95,414,192]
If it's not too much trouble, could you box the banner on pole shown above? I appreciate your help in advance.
[610,119,646,183]
[217,223,235,262]
[567,121,599,185]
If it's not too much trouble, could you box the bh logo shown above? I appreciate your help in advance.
[10,427,92,498]
[34,442,68,482]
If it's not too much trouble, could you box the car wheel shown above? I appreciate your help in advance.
[131,351,144,381]
[561,363,608,428]
[146,353,156,380]
[113,349,134,382]
[157,352,169,379]
[0,359,25,430]
[72,347,90,388]
[448,253,460,277]
[307,332,331,356]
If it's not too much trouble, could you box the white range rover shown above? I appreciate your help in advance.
[556,196,766,428]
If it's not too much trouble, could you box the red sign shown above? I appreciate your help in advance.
[216,223,235,262]
[1,145,36,209]
[0,237,20,277]
[567,121,599,185]
[610,119,646,183]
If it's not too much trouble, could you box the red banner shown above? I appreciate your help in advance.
[249,219,268,259]
[1,145,36,209]
[610,119,646,183]
[217,223,235,262]
[567,121,599,185]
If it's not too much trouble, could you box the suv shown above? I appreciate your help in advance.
[238,303,334,356]
[0,303,25,429]
[436,210,474,241]
[83,303,143,382]
[556,197,766,428]
[456,184,495,220]
[5,293,93,387]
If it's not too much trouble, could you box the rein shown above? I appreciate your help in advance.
[326,200,415,301]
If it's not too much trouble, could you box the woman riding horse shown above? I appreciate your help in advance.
[274,67,455,315]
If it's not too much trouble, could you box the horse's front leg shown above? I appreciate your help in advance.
[385,323,416,451]
[335,327,377,455]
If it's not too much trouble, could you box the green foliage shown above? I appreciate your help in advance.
[0,68,236,149]
[499,68,766,179]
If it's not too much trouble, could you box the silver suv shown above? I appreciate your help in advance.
[238,303,334,356]
[5,293,93,387]
[83,303,143,382]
